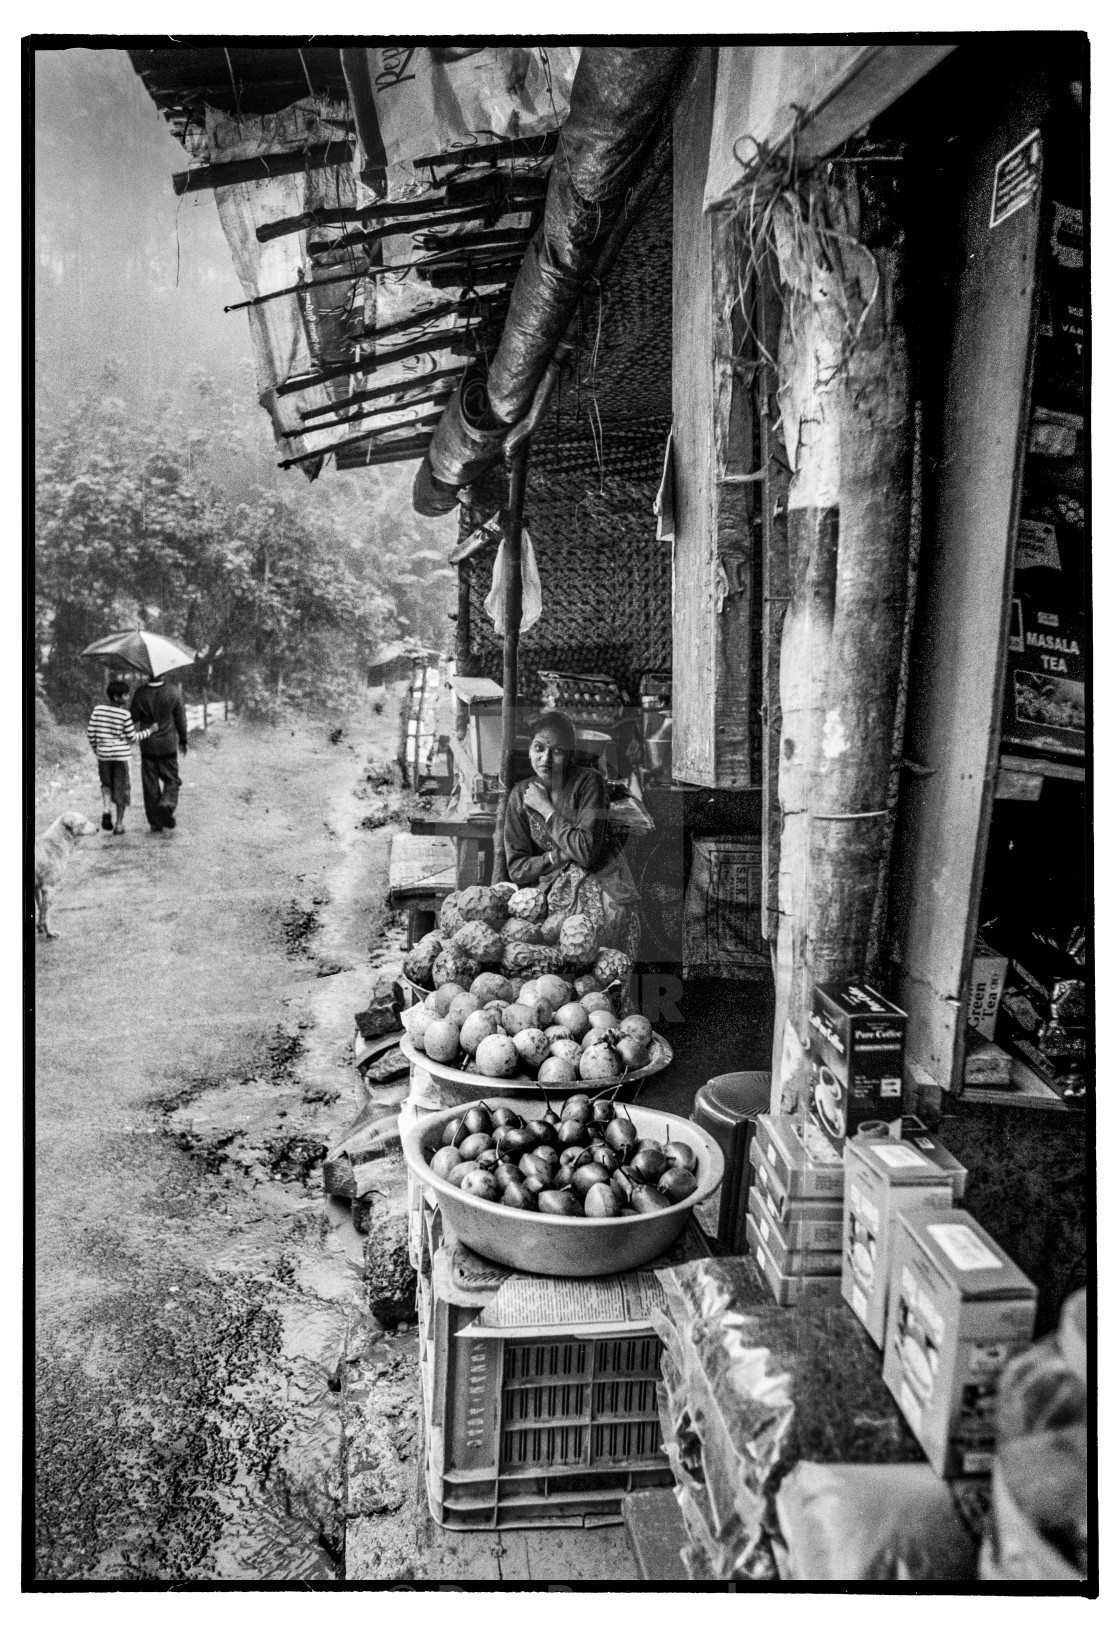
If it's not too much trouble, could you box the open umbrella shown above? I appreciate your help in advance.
[80,629,198,678]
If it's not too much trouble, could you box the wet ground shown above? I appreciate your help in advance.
[33,709,403,1581]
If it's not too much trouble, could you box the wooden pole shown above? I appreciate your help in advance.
[491,443,528,884]
[456,561,472,741]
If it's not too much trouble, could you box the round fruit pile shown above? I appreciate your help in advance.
[401,971,656,1085]
[401,883,633,995]
[425,1095,700,1217]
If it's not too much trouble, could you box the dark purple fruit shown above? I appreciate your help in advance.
[591,1100,616,1125]
[663,1140,698,1172]
[429,1146,463,1181]
[457,1132,495,1163]
[586,1143,619,1174]
[659,1166,698,1203]
[534,1145,560,1173]
[524,1119,559,1150]
[610,1168,635,1203]
[502,1181,537,1210]
[630,1147,668,1182]
[521,1175,549,1196]
[561,1095,593,1123]
[604,1118,639,1156]
[490,1107,523,1130]
[460,1170,499,1201]
[583,1183,622,1218]
[557,1118,590,1148]
[441,1116,468,1148]
[493,1161,521,1191]
[496,1126,537,1159]
[541,1110,560,1126]
[630,1184,673,1213]
[446,1160,481,1188]
[570,1162,614,1200]
[462,1106,493,1136]
[538,1190,583,1216]
[476,1148,500,1171]
[519,1151,553,1185]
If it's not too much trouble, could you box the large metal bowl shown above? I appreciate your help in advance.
[402,1096,724,1277]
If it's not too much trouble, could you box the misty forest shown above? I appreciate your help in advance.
[34,48,457,723]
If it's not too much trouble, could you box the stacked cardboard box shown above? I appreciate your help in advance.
[744,1115,844,1305]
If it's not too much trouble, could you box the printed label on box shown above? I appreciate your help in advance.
[871,1144,931,1170]
[928,1224,1003,1273]
[880,1077,902,1098]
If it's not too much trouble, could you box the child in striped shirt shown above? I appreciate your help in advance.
[86,681,155,834]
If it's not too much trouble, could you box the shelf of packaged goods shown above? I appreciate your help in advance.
[995,752,1085,801]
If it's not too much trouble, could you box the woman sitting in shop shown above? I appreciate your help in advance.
[503,709,641,958]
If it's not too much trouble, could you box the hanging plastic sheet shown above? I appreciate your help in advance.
[484,530,542,634]
[343,46,580,200]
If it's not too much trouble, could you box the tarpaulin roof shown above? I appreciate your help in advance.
[132,46,579,480]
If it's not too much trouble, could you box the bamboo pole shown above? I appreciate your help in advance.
[173,141,352,196]
[299,366,464,423]
[491,443,529,884]
[456,561,472,740]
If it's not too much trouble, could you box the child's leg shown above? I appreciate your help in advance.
[113,801,126,833]
[99,765,113,829]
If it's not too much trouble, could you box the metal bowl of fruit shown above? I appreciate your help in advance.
[399,974,672,1095]
[401,1094,724,1277]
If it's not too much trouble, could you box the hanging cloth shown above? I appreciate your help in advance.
[484,529,542,633]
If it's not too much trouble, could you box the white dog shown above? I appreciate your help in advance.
[34,811,99,938]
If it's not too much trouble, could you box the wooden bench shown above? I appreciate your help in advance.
[387,832,457,946]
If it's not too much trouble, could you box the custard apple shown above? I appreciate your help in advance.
[538,912,566,946]
[432,946,481,988]
[457,885,507,925]
[403,932,443,988]
[452,920,504,965]
[500,918,545,946]
[439,894,466,938]
[490,881,517,906]
[559,913,598,966]
[592,948,633,988]
[500,943,569,980]
[506,887,548,922]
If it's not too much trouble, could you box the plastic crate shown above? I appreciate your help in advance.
[419,1238,688,1529]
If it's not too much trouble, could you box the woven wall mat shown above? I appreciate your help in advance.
[533,418,670,483]
[551,165,673,434]
[467,464,672,700]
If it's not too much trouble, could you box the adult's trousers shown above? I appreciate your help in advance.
[141,754,181,829]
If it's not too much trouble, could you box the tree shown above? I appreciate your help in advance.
[35,363,453,719]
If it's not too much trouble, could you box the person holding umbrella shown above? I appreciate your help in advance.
[80,630,196,834]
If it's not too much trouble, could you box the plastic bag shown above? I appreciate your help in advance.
[775,1462,977,1580]
[484,530,542,634]
[982,1288,1088,1580]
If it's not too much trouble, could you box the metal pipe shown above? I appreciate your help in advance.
[492,441,529,883]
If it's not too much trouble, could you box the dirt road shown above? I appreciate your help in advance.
[34,710,403,1580]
